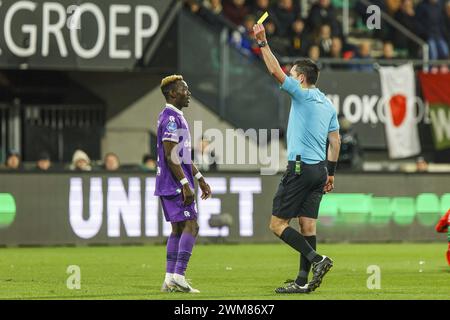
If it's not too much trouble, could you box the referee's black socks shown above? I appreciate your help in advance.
[297,235,316,286]
[279,227,322,263]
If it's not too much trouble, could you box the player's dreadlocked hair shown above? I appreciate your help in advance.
[160,75,183,99]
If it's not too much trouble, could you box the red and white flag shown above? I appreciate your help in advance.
[379,63,421,159]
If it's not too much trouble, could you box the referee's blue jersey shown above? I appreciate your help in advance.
[281,76,339,164]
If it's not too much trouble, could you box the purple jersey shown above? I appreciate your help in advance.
[155,104,194,196]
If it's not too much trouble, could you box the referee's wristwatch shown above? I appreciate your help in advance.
[257,40,267,48]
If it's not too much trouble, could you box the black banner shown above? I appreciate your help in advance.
[0,0,175,70]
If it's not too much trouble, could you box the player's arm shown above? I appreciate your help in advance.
[324,130,341,193]
[252,24,286,84]
[163,140,194,206]
[192,163,212,200]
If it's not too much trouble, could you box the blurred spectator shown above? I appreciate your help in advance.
[103,152,120,171]
[392,0,418,57]
[142,154,157,171]
[416,156,429,172]
[194,136,218,172]
[265,20,277,37]
[327,37,349,70]
[272,0,301,37]
[185,0,200,12]
[4,151,21,170]
[230,15,260,57]
[70,149,92,171]
[243,14,259,50]
[264,20,290,55]
[252,0,271,19]
[307,0,340,37]
[416,0,449,59]
[308,45,320,62]
[185,0,224,28]
[315,24,333,57]
[352,41,374,71]
[445,1,450,49]
[289,18,309,56]
[204,0,223,14]
[36,152,51,171]
[386,0,402,15]
[223,0,250,25]
[330,37,343,58]
[382,41,396,59]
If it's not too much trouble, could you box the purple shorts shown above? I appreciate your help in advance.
[160,194,198,223]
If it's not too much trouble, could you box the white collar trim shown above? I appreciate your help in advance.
[165,104,183,115]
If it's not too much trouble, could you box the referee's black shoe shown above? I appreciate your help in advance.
[275,282,310,294]
[308,255,333,291]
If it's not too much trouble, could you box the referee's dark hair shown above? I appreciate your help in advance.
[293,59,320,85]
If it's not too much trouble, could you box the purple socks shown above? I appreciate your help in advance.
[166,233,180,273]
[174,232,196,276]
[166,232,197,276]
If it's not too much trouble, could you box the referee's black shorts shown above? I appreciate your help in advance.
[272,160,327,220]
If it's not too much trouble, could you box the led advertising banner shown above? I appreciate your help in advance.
[0,172,448,246]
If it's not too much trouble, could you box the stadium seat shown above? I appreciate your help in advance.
[440,193,450,213]
[369,197,392,226]
[416,193,441,226]
[318,194,339,227]
[337,194,371,225]
[391,197,416,226]
[0,193,16,228]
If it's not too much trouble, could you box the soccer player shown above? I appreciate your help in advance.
[253,23,341,293]
[155,75,212,293]
[435,209,450,266]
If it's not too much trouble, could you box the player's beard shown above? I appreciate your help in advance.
[184,96,190,108]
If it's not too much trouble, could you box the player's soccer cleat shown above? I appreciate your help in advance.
[308,255,333,291]
[161,274,184,293]
[161,280,184,293]
[275,282,310,294]
[161,280,175,292]
[283,279,295,285]
[170,275,200,293]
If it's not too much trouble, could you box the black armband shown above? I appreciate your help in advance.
[327,161,337,176]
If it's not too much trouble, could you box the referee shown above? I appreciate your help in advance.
[253,23,341,294]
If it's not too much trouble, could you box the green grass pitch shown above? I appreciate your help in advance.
[0,243,449,300]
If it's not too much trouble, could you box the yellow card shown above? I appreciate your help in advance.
[257,11,269,24]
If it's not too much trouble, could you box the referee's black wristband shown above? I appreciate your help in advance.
[327,161,337,176]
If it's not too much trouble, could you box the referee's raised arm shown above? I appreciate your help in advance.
[253,23,286,84]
